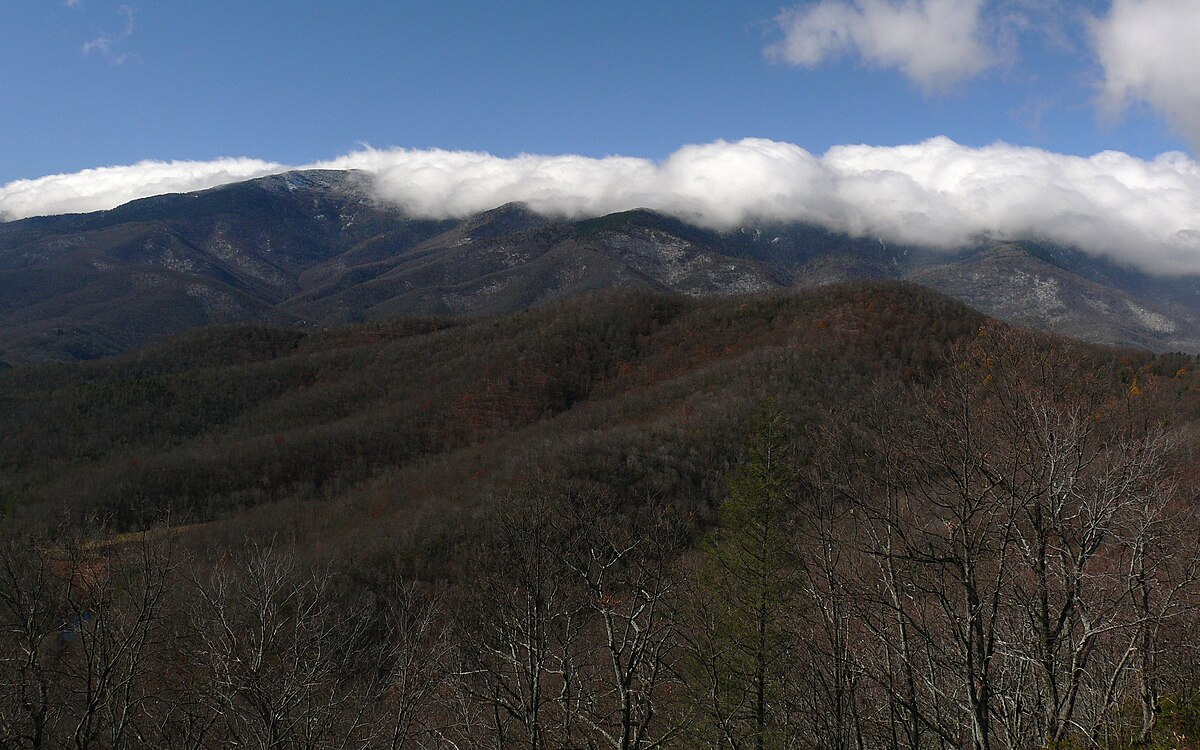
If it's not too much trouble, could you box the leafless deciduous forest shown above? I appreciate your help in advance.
[4,287,1200,749]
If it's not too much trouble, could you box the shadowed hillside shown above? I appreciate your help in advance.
[0,282,996,530]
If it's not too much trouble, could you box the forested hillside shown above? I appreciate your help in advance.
[0,281,983,530]
[3,282,1200,749]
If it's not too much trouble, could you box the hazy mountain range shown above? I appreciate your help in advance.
[3,168,1199,366]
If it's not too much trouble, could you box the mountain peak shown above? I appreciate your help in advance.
[238,169,373,199]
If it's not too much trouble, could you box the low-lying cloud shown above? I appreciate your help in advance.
[0,158,284,221]
[319,138,1200,276]
[5,138,1200,276]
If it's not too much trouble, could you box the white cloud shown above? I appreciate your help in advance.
[316,139,1200,276]
[0,158,285,220]
[82,34,116,57]
[818,138,1200,275]
[1090,0,1200,151]
[83,4,135,64]
[767,0,996,93]
[6,138,1200,276]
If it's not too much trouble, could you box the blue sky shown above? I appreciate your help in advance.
[2,0,1193,186]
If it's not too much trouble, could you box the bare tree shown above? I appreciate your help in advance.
[815,327,1200,750]
[189,543,377,750]
[0,531,69,750]
[450,489,584,750]
[69,533,178,750]
[1093,426,1200,746]
[789,469,871,750]
[553,499,686,750]
[0,524,181,750]
[371,579,456,750]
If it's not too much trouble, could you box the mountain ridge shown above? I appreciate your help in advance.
[3,168,1199,365]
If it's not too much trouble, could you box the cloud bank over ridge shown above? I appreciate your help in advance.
[327,138,1200,276]
[0,158,284,221]
[6,138,1200,275]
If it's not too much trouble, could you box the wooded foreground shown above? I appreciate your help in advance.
[4,288,1200,749]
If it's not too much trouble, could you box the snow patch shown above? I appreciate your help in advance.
[132,272,164,290]
[186,283,242,317]
[206,230,285,287]
[1125,300,1178,334]
[1031,275,1063,312]
[155,246,197,273]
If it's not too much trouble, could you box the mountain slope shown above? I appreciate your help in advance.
[4,170,1200,363]
[907,244,1200,353]
[0,282,996,528]
[0,171,453,362]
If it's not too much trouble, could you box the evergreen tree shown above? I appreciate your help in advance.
[684,410,800,750]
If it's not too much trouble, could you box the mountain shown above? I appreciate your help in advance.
[3,169,1200,365]
[0,171,452,363]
